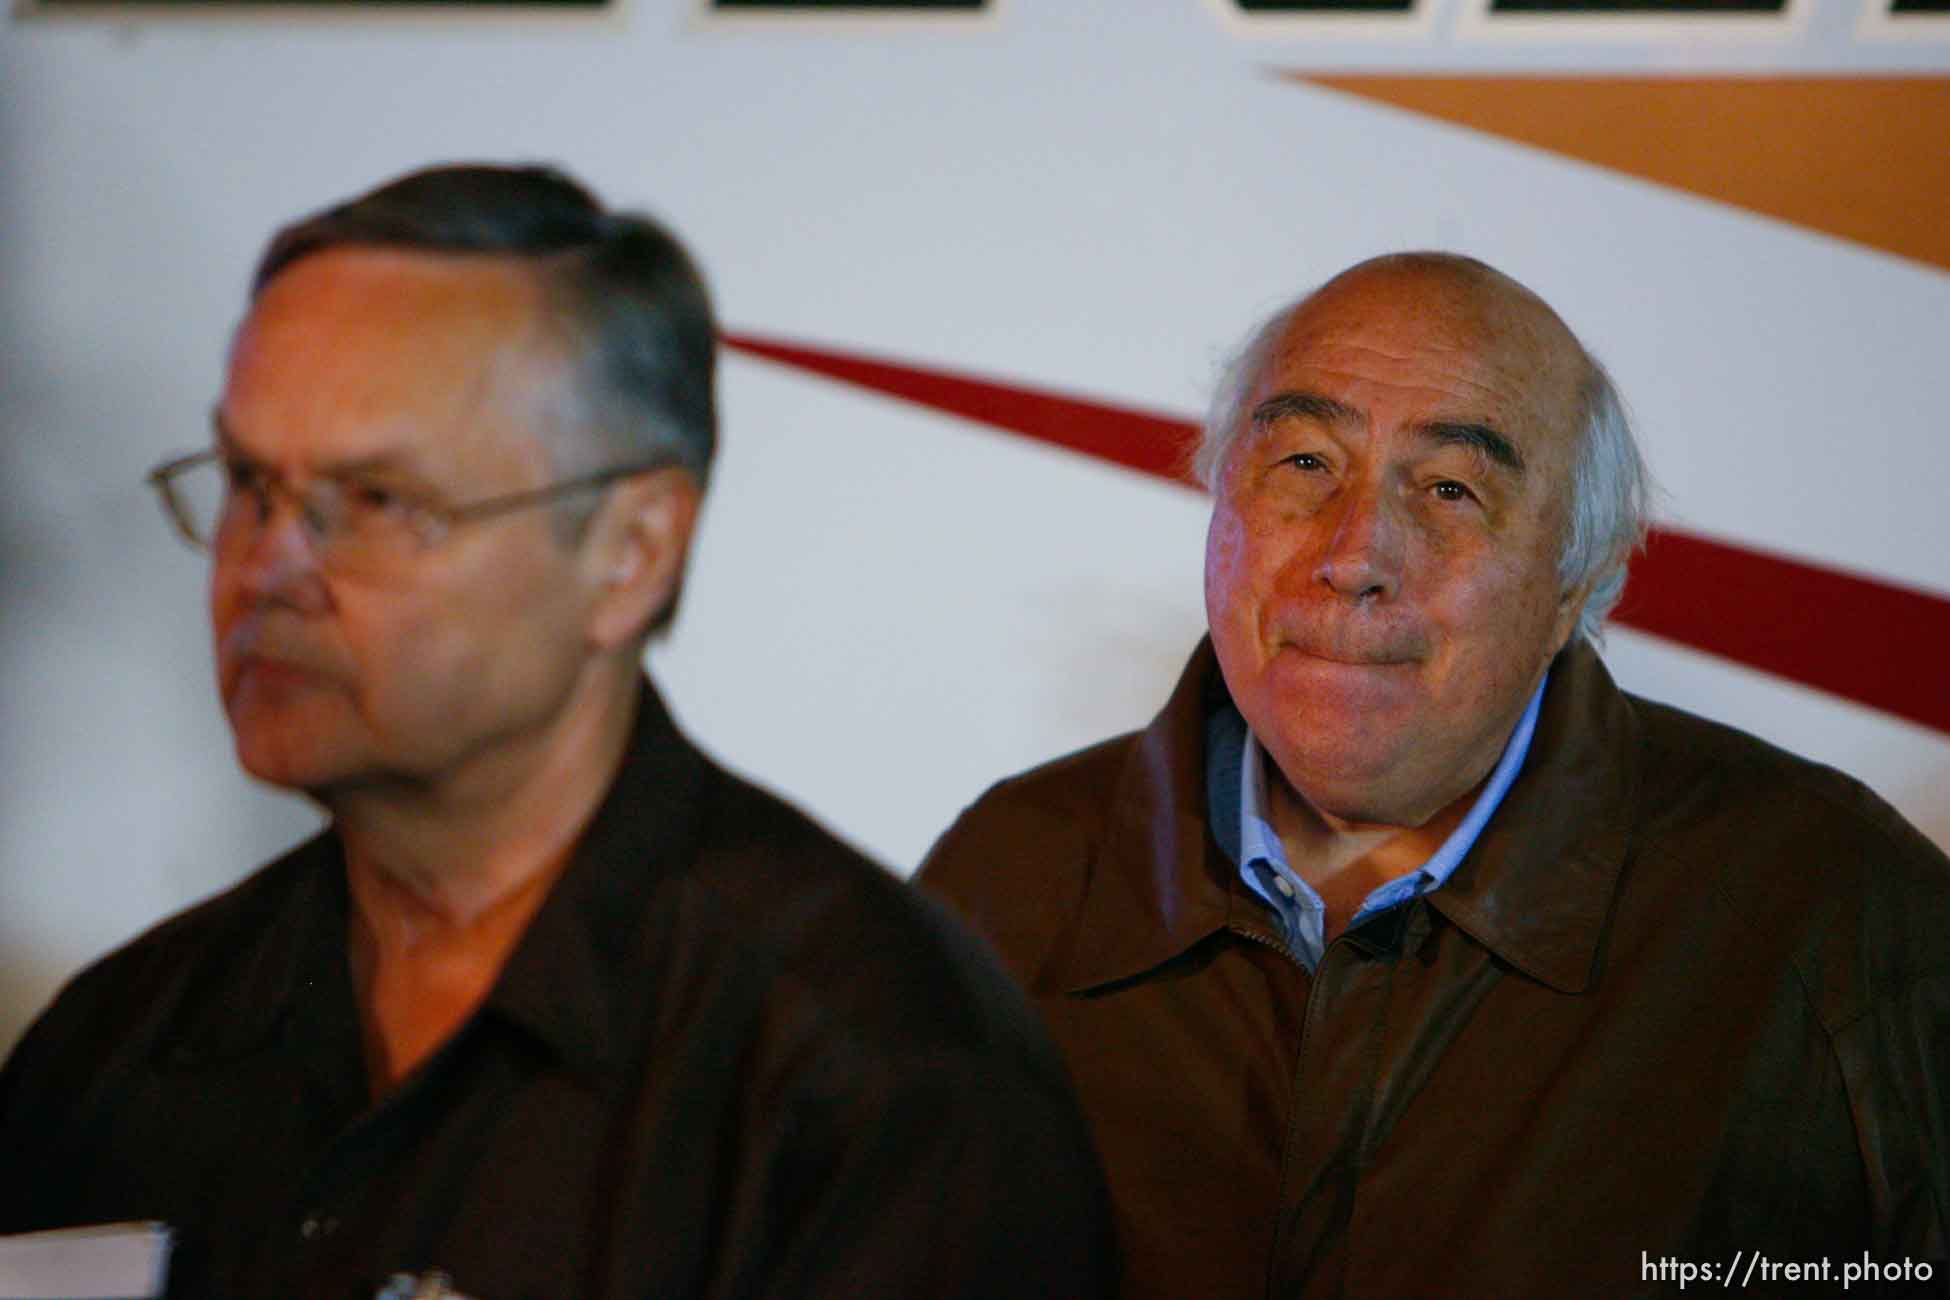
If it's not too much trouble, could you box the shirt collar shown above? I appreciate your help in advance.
[163,678,710,1083]
[481,679,708,1079]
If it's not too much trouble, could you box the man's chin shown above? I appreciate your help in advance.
[1292,780,1413,830]
[1249,664,1420,760]
[230,727,357,796]
[1258,728,1439,829]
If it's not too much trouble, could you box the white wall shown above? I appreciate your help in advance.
[4,0,1947,1052]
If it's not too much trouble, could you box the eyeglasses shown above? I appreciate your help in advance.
[145,448,669,576]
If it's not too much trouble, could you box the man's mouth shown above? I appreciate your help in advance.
[234,654,328,687]
[220,623,341,691]
[1278,633,1423,668]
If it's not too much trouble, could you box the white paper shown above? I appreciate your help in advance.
[0,1222,170,1299]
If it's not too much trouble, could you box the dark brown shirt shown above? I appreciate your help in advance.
[0,683,1115,1300]
[920,640,1950,1299]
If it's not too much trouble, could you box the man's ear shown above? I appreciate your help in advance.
[582,468,701,651]
[1550,583,1591,656]
[1544,561,1606,662]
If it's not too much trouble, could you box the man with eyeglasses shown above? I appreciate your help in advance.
[0,164,1113,1299]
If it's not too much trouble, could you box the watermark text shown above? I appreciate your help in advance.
[1641,1250,1937,1290]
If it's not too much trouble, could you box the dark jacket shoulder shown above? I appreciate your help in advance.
[15,835,329,1033]
[917,731,1141,991]
[1632,689,1940,873]
[1625,691,1950,1021]
[689,759,1074,1081]
[0,833,336,1163]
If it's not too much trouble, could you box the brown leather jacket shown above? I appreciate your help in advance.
[920,639,1950,1299]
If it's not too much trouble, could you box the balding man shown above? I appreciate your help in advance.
[921,253,1950,1298]
[0,164,1113,1299]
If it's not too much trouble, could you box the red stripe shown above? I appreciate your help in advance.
[1612,533,1950,736]
[723,332,1199,485]
[724,330,1950,737]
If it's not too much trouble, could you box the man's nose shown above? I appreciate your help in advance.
[1312,482,1404,603]
[223,493,330,612]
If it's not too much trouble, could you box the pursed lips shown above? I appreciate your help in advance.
[1273,627,1426,668]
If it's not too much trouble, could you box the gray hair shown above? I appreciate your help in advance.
[1561,355,1651,642]
[1196,271,1650,645]
[254,163,717,493]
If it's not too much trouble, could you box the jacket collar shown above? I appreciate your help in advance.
[1427,639,1640,993]
[165,678,711,1080]
[1055,640,1263,994]
[1052,638,1640,996]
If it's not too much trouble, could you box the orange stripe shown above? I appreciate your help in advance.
[1296,75,1950,272]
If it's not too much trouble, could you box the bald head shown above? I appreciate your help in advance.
[1199,252,1648,643]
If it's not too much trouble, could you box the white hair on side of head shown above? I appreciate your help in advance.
[1193,304,1292,490]
[1561,355,1651,644]
[1196,288,1652,646]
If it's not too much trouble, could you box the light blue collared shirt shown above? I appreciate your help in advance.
[1206,672,1548,972]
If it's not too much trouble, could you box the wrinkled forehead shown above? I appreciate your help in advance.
[1262,259,1589,464]
[234,246,558,382]
[222,247,570,473]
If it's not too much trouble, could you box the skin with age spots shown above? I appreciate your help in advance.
[1203,256,1593,924]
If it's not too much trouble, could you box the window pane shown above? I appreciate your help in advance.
[1490,0,1783,10]
[713,0,984,10]
[1234,0,1415,10]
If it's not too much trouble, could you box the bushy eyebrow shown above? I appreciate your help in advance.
[1250,391,1359,430]
[1248,388,1530,487]
[1416,420,1526,475]
[1249,390,1526,478]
